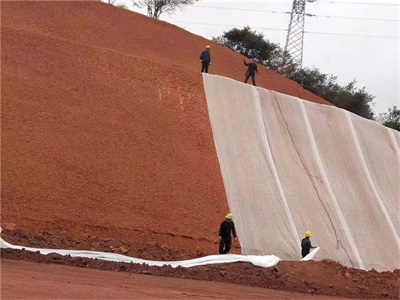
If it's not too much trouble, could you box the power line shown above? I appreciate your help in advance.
[171,21,399,39]
[304,31,399,39]
[306,13,399,22]
[317,1,399,6]
[195,5,399,22]
[196,5,290,15]
[172,20,287,31]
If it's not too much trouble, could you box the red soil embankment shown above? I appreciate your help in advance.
[1,1,330,257]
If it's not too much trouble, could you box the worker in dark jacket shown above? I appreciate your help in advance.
[244,58,259,86]
[200,45,211,73]
[219,213,237,254]
[301,231,317,258]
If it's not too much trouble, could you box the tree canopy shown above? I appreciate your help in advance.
[132,0,199,19]
[212,27,279,66]
[287,69,374,119]
[212,26,298,77]
[377,106,400,131]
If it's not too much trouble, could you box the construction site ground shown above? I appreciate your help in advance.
[2,2,399,299]
[1,244,399,299]
[3,259,350,300]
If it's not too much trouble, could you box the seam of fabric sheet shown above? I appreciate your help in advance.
[272,93,342,251]
[202,75,245,252]
[386,128,400,173]
[387,129,400,214]
[345,112,400,246]
[252,87,301,253]
[299,102,364,269]
[388,129,400,164]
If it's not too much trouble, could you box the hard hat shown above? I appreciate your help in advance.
[305,231,311,237]
[206,45,211,49]
[225,213,233,219]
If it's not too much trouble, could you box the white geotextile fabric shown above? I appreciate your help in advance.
[301,247,320,261]
[203,74,400,271]
[0,238,280,268]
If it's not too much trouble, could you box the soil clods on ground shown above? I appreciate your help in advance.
[2,248,399,299]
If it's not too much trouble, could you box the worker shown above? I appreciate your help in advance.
[301,231,317,258]
[244,58,259,86]
[218,213,237,254]
[200,45,211,73]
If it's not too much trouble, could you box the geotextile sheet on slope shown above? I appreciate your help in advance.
[203,74,400,271]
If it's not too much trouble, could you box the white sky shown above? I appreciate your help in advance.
[114,0,399,115]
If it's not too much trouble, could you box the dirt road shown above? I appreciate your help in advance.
[2,259,349,299]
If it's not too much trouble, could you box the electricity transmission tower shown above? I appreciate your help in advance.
[283,0,316,68]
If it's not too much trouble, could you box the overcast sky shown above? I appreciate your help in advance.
[115,0,399,115]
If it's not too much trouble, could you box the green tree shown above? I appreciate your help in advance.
[212,27,295,72]
[289,68,374,119]
[132,0,199,19]
[287,67,336,97]
[334,82,374,120]
[377,106,400,131]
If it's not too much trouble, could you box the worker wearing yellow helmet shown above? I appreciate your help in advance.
[301,231,317,258]
[200,45,211,73]
[218,212,237,254]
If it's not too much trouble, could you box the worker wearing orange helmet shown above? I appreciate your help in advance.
[301,231,317,258]
[218,213,237,254]
[200,45,211,73]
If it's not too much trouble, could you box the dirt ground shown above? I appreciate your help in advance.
[2,259,352,300]
[2,248,399,299]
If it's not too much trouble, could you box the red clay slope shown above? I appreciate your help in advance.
[1,1,330,258]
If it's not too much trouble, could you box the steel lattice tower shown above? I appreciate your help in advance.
[283,0,314,68]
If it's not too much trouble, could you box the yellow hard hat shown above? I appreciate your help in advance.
[225,213,233,219]
[305,231,311,237]
[206,45,211,49]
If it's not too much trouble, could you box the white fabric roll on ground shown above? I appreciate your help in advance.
[301,247,320,261]
[202,74,400,271]
[0,238,280,268]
